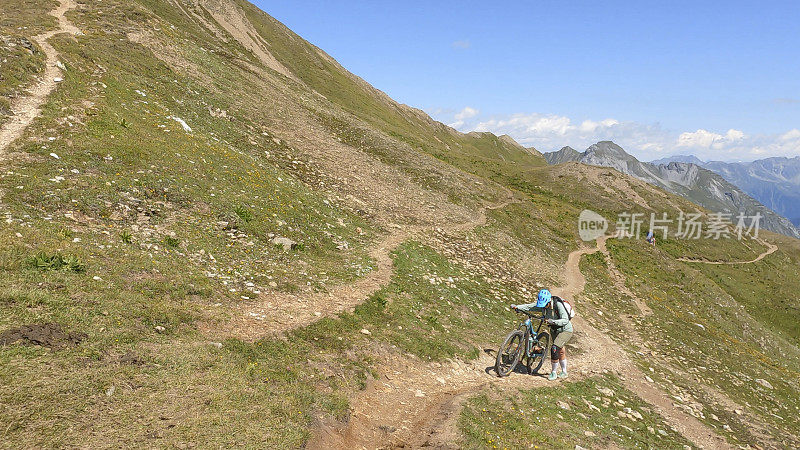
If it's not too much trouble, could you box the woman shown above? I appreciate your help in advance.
[513,289,574,380]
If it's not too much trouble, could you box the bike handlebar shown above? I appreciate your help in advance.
[510,307,547,320]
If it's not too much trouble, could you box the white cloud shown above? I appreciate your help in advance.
[452,40,471,49]
[677,129,745,149]
[780,129,800,141]
[430,107,800,161]
[454,106,479,120]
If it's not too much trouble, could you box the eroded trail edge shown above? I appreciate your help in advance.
[0,0,80,155]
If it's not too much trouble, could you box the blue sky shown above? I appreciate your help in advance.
[258,1,800,161]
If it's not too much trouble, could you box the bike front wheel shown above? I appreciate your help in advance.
[495,330,525,377]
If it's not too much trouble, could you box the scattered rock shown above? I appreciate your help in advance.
[105,385,115,397]
[210,342,223,349]
[557,400,571,410]
[271,236,297,251]
[755,378,773,389]
[359,328,371,336]
[598,387,615,397]
[414,389,425,398]
[645,375,654,383]
[583,430,596,437]
[436,377,446,385]
[734,409,743,415]
[154,325,166,333]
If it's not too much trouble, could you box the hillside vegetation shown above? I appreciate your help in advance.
[1,0,799,448]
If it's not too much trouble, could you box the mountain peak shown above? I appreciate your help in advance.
[585,141,636,160]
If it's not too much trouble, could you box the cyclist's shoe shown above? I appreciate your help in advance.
[548,371,558,381]
[558,370,568,379]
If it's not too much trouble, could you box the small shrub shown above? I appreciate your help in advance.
[163,235,180,248]
[120,230,132,244]
[234,205,253,223]
[57,227,73,239]
[28,252,86,273]
[120,118,129,128]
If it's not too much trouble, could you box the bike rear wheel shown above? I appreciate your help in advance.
[496,330,525,377]
[526,332,551,374]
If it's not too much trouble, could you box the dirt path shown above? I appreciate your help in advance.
[220,192,518,340]
[0,0,80,156]
[308,235,732,450]
[678,238,777,265]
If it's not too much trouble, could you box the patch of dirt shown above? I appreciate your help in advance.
[0,323,86,350]
[118,350,145,365]
[190,0,296,80]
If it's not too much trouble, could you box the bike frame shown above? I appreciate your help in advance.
[518,312,547,358]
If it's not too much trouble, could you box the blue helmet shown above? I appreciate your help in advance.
[536,289,552,308]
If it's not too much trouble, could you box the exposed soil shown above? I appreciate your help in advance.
[0,323,86,350]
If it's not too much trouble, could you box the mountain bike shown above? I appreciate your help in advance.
[495,306,551,377]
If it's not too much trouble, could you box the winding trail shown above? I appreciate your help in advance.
[308,234,732,450]
[678,238,777,265]
[0,0,79,155]
[221,191,519,340]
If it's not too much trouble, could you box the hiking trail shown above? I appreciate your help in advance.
[308,234,733,450]
[0,0,80,156]
[218,191,519,340]
[677,238,777,265]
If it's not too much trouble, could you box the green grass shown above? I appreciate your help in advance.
[459,374,693,449]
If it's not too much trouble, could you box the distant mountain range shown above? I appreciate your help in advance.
[647,155,800,227]
[544,142,800,238]
[650,154,707,166]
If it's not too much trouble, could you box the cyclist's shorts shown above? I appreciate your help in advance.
[553,330,573,349]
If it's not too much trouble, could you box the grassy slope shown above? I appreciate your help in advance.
[0,0,798,448]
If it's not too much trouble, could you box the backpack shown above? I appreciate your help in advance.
[553,296,576,320]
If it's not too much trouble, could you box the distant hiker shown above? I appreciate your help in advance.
[646,230,656,246]
[513,289,574,380]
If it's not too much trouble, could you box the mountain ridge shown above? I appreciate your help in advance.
[544,142,800,238]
